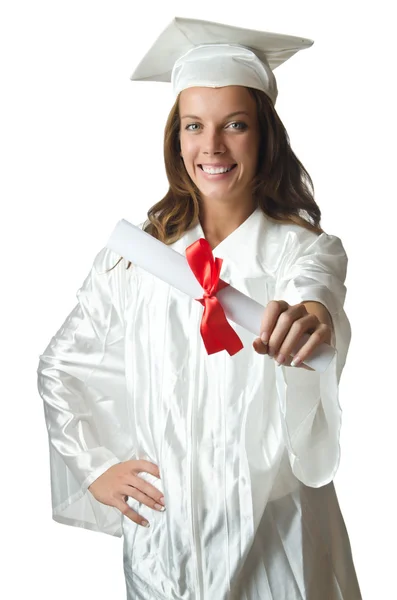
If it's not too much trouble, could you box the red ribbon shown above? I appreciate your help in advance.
[185,238,244,356]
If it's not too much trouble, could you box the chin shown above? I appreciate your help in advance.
[199,189,240,203]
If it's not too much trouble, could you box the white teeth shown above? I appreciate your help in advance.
[201,165,234,174]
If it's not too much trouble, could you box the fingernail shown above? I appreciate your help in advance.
[141,520,150,528]
[291,356,301,367]
[260,332,268,345]
[154,503,166,512]
[268,348,274,358]
[275,353,285,366]
[159,496,165,506]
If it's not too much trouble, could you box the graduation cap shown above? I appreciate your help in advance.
[130,16,314,104]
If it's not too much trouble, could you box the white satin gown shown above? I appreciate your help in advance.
[37,207,361,599]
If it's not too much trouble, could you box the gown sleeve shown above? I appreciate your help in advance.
[37,246,135,537]
[273,228,352,487]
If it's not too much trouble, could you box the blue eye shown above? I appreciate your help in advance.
[185,121,247,132]
[185,123,200,131]
[228,122,247,130]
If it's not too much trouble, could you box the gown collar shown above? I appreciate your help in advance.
[171,206,274,280]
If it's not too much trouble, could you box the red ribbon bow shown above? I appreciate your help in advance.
[185,238,244,356]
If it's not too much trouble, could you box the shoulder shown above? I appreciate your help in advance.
[92,220,146,274]
[92,247,126,274]
[266,216,319,243]
[266,217,345,255]
[261,217,347,284]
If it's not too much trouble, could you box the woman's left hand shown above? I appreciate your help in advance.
[252,300,333,371]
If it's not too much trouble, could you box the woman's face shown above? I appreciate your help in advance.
[178,85,260,208]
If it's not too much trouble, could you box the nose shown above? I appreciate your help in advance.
[202,128,226,156]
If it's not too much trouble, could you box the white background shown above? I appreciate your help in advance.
[1,0,395,597]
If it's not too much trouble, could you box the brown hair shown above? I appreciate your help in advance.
[108,87,323,271]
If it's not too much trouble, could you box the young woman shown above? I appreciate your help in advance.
[38,17,361,600]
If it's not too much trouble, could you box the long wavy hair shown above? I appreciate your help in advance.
[108,87,323,271]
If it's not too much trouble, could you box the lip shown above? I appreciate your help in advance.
[198,163,237,168]
[198,163,237,180]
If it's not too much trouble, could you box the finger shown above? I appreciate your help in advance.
[282,353,315,371]
[252,337,268,354]
[123,486,166,513]
[114,499,150,527]
[274,313,319,364]
[267,303,308,357]
[128,475,165,506]
[289,324,331,368]
[130,459,161,478]
[259,300,289,345]
[298,363,315,371]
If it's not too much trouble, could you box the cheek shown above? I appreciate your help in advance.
[180,134,196,159]
[240,137,259,166]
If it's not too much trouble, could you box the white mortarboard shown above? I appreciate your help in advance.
[130,16,313,105]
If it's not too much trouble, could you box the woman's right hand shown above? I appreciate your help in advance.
[88,459,165,527]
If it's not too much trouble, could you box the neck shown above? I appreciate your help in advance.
[199,197,257,250]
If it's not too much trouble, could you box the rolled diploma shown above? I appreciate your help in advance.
[106,219,335,373]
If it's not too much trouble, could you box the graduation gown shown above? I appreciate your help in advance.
[37,207,361,599]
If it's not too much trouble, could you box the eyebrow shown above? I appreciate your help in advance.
[180,110,250,120]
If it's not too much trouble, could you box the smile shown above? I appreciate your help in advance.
[198,164,237,178]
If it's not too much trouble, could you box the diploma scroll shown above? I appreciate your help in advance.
[106,219,335,373]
